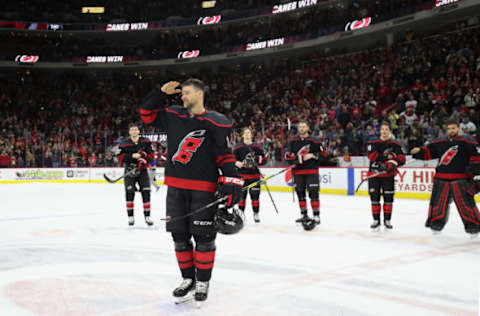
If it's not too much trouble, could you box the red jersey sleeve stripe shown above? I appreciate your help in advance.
[216,154,235,165]
[422,146,431,160]
[140,108,160,124]
[218,158,236,167]
[368,152,378,162]
[469,156,480,163]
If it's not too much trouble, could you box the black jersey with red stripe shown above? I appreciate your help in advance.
[118,137,154,167]
[284,135,327,175]
[233,142,267,180]
[413,135,480,180]
[140,87,237,192]
[367,139,406,178]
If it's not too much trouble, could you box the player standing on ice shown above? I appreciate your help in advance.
[117,123,155,226]
[233,127,267,223]
[140,79,244,306]
[411,117,480,236]
[285,120,327,225]
[366,121,406,231]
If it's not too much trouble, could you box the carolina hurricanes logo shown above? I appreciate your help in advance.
[297,144,310,157]
[15,55,39,63]
[177,50,200,59]
[439,145,458,166]
[197,15,222,25]
[345,17,371,31]
[172,130,206,165]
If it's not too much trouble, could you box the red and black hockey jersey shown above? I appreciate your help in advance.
[367,139,406,178]
[413,135,480,180]
[140,87,237,192]
[233,142,267,180]
[118,137,155,167]
[284,135,327,175]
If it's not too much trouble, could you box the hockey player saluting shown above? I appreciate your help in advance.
[117,123,155,226]
[285,120,327,225]
[411,117,480,236]
[140,79,244,305]
[366,121,406,231]
[233,127,267,223]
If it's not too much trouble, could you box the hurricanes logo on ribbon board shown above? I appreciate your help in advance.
[15,55,39,63]
[197,15,221,25]
[177,50,200,59]
[345,17,371,31]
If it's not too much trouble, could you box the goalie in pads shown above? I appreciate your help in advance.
[411,117,480,236]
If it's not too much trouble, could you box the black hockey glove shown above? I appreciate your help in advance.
[384,160,398,173]
[216,176,245,207]
[383,151,397,160]
[370,162,385,173]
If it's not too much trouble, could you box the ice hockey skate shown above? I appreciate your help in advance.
[144,216,154,226]
[253,212,260,223]
[128,216,134,226]
[194,281,209,308]
[313,215,320,225]
[370,220,380,231]
[295,213,308,223]
[173,278,195,304]
[384,220,393,230]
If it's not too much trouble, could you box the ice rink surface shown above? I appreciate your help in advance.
[1,183,479,316]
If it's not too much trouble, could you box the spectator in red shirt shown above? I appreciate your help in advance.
[88,153,97,167]
[0,149,10,168]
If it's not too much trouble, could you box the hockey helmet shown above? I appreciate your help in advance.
[215,207,244,235]
[302,218,316,231]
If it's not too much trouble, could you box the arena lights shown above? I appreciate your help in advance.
[272,0,318,14]
[81,7,105,14]
[345,17,372,31]
[177,50,200,59]
[15,55,39,63]
[246,38,285,51]
[197,15,222,25]
[86,56,124,63]
[435,0,460,7]
[106,23,148,31]
[202,1,216,9]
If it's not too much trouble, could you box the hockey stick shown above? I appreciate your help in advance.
[251,155,279,214]
[247,149,280,214]
[161,164,296,223]
[355,171,386,192]
[261,177,279,214]
[355,159,415,192]
[104,167,137,184]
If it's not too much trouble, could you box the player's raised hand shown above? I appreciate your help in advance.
[161,81,182,95]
